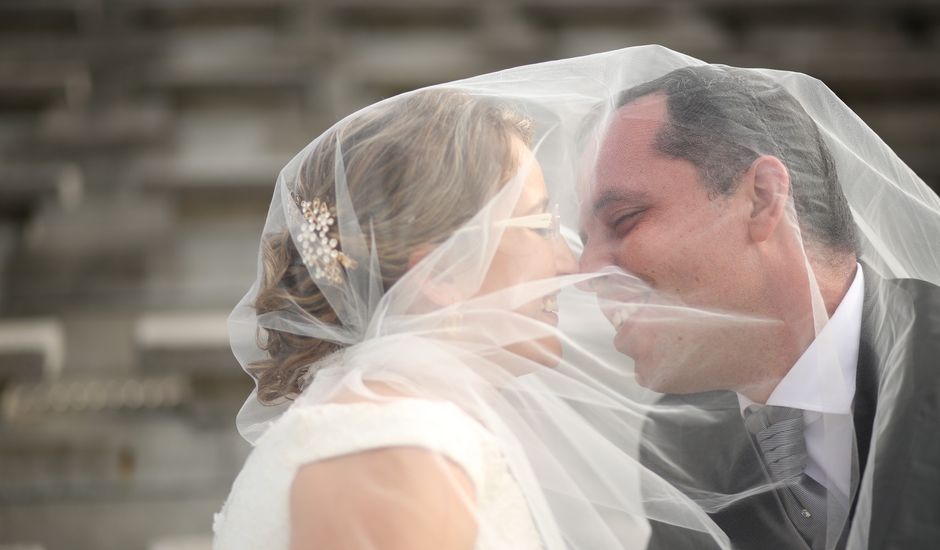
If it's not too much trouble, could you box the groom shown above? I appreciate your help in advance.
[579,65,940,549]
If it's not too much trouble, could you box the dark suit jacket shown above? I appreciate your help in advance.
[641,269,940,549]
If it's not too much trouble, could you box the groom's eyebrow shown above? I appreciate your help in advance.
[592,189,649,216]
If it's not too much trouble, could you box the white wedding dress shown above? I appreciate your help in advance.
[212,398,545,549]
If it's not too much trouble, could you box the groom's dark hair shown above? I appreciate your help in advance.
[618,65,858,256]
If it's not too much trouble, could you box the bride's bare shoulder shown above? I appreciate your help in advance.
[326,380,417,405]
[289,446,478,550]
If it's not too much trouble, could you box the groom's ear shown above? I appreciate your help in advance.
[743,155,790,243]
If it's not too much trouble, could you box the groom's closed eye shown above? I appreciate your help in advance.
[611,209,645,234]
[591,190,651,234]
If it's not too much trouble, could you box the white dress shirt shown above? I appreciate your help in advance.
[737,265,864,503]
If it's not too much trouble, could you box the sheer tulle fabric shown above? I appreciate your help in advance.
[219,46,940,550]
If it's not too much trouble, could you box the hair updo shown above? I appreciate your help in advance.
[249,89,532,403]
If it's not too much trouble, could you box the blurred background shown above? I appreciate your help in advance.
[0,1,937,549]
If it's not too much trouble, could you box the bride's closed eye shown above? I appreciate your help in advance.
[532,204,561,240]
[502,203,561,241]
[531,224,554,238]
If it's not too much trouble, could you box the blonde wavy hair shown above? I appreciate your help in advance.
[250,89,533,403]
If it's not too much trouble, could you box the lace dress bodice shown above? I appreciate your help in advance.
[212,399,545,549]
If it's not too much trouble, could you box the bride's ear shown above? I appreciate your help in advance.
[744,155,790,243]
[408,244,461,307]
[421,282,462,307]
[408,243,435,271]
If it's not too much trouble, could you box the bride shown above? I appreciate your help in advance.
[212,79,727,549]
[214,87,581,549]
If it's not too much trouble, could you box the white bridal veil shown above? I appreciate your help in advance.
[226,46,940,550]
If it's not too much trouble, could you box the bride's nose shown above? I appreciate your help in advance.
[553,237,578,275]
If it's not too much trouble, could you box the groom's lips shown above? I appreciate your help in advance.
[594,288,655,358]
[612,312,643,356]
[596,290,651,328]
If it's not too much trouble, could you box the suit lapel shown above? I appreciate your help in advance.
[848,266,940,548]
[849,265,882,515]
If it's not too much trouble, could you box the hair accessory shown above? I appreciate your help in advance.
[291,192,357,284]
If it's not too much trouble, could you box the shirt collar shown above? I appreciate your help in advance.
[738,264,864,415]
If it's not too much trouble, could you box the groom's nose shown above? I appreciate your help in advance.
[578,238,607,274]
[576,237,608,291]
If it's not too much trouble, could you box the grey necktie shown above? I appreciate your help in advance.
[744,405,828,550]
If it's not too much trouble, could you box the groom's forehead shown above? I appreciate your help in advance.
[588,96,669,200]
[598,98,665,164]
